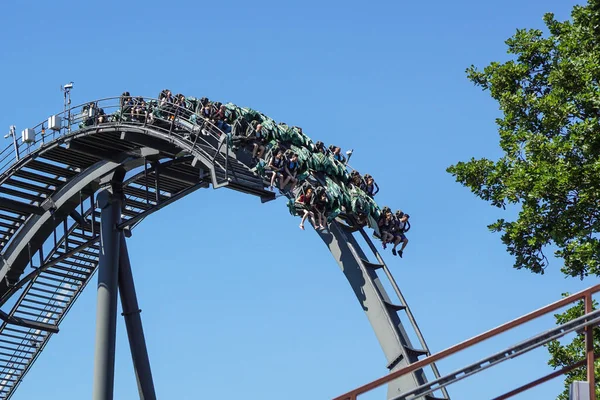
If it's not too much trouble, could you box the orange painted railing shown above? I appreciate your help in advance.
[333,284,600,400]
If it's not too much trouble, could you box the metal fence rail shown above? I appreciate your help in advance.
[333,284,600,400]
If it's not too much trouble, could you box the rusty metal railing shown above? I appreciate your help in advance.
[334,284,600,400]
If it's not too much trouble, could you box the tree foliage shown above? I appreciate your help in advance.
[447,1,600,397]
[545,295,600,399]
[447,0,600,278]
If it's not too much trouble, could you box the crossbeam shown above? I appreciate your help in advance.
[0,198,42,216]
[0,309,58,333]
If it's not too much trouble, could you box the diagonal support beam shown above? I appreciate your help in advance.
[69,209,87,226]
[0,309,58,333]
[118,236,156,400]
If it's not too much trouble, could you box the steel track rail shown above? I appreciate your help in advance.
[0,113,271,398]
[0,95,440,400]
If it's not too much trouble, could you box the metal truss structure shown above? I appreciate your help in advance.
[0,96,446,400]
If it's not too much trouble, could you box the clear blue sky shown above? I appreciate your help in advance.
[0,0,593,399]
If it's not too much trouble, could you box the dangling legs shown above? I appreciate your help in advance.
[299,210,314,230]
[398,237,408,258]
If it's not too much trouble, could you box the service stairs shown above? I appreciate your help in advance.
[318,219,449,400]
[0,117,273,399]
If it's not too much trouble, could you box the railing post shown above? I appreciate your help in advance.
[153,162,160,205]
[585,293,596,400]
[168,106,178,136]
[224,129,229,182]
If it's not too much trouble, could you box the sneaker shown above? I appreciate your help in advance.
[392,249,397,256]
[398,250,403,258]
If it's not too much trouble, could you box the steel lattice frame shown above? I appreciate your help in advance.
[0,97,447,400]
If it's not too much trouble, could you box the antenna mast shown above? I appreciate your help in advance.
[61,82,74,132]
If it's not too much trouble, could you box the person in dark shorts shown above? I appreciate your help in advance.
[266,150,285,190]
[281,152,299,192]
[392,211,410,258]
[312,189,329,230]
[378,209,395,249]
[250,123,267,161]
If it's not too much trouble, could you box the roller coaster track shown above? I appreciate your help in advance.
[0,96,447,400]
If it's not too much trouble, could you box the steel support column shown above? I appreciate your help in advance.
[92,188,123,400]
[118,235,157,400]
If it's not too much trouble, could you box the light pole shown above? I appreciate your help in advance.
[4,125,19,162]
[61,82,74,132]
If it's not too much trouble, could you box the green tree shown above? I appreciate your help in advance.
[546,296,599,399]
[446,0,600,397]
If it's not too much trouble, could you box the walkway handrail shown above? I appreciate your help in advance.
[0,96,232,182]
[333,283,600,400]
